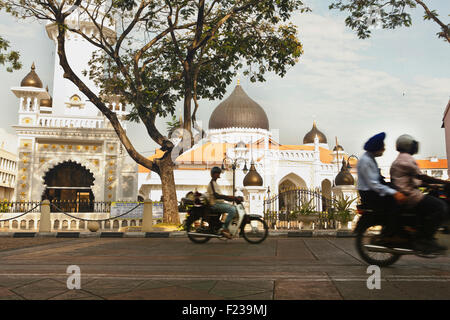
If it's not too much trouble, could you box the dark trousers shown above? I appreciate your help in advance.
[413,195,447,240]
[358,190,399,236]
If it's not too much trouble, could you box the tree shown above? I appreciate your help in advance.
[2,0,307,223]
[329,0,449,44]
[0,36,21,72]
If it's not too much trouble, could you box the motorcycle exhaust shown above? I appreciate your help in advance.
[364,244,415,255]
[187,232,223,238]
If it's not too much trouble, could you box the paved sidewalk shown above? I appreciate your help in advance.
[0,236,448,300]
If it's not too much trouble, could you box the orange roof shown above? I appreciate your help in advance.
[416,159,447,169]
[138,149,165,173]
[175,142,233,165]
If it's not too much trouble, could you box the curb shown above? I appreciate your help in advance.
[0,230,356,238]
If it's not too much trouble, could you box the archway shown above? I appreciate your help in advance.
[321,179,332,212]
[42,161,95,212]
[278,173,307,211]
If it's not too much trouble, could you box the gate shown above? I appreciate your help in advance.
[264,188,337,229]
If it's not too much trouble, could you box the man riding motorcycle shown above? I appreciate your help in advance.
[357,132,407,245]
[390,134,449,254]
[207,166,242,239]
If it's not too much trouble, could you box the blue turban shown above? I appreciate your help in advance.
[364,132,386,152]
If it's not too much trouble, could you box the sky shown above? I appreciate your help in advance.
[0,1,449,166]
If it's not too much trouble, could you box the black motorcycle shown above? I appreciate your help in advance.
[182,193,269,244]
[354,184,449,267]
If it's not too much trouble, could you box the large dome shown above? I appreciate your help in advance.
[208,85,269,130]
[303,121,327,144]
[20,63,43,88]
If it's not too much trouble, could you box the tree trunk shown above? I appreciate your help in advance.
[158,154,179,224]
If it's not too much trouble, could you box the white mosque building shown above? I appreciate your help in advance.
[10,14,138,204]
[138,84,357,215]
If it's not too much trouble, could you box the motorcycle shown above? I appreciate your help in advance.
[354,184,450,267]
[182,192,269,244]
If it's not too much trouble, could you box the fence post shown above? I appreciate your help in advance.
[39,200,51,233]
[142,200,153,232]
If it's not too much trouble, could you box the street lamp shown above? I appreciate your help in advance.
[346,155,359,169]
[221,156,248,200]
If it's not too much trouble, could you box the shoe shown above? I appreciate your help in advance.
[220,228,232,239]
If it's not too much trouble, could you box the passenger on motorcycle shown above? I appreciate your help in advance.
[390,134,449,254]
[357,132,407,244]
[207,166,242,239]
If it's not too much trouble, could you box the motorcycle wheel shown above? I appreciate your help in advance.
[186,216,211,244]
[241,217,269,244]
[355,223,401,267]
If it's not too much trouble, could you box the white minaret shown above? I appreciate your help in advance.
[45,6,116,118]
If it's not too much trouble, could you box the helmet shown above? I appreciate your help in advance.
[210,166,222,175]
[396,134,419,155]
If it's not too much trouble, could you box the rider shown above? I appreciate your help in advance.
[390,134,448,254]
[207,166,241,239]
[357,132,407,244]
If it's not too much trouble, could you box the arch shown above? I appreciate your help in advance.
[130,220,136,226]
[20,220,27,229]
[70,220,77,229]
[53,220,60,229]
[28,220,35,230]
[113,220,119,229]
[121,220,128,227]
[278,173,308,212]
[79,220,85,229]
[278,173,307,190]
[321,179,332,199]
[36,158,102,202]
[62,220,69,230]
[12,220,18,229]
[104,220,111,229]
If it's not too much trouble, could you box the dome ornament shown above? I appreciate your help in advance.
[335,159,355,186]
[20,62,44,88]
[303,121,327,144]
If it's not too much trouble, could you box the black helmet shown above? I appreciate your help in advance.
[396,134,419,155]
[210,166,222,175]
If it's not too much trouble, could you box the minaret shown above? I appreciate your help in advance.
[45,6,116,117]
[11,63,50,126]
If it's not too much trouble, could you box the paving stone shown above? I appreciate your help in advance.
[0,287,24,300]
[209,280,267,298]
[274,279,343,300]
[82,278,146,296]
[105,286,224,300]
[12,279,68,300]
[49,289,103,300]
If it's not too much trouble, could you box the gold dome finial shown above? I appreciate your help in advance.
[20,62,43,88]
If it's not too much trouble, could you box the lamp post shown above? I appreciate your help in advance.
[346,155,359,170]
[221,156,248,201]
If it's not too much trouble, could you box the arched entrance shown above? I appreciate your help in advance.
[42,161,95,212]
[278,173,307,211]
[321,179,332,212]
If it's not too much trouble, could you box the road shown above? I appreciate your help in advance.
[0,236,448,300]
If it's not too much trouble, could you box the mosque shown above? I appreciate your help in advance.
[8,9,357,214]
[138,84,357,215]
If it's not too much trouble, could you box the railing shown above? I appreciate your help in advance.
[0,201,41,213]
[38,115,105,129]
[49,200,111,213]
[264,188,338,230]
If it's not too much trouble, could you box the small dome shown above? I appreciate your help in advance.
[303,121,327,144]
[335,160,354,186]
[333,145,344,152]
[235,141,246,148]
[20,63,43,88]
[40,86,52,107]
[243,163,263,187]
[209,85,269,130]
